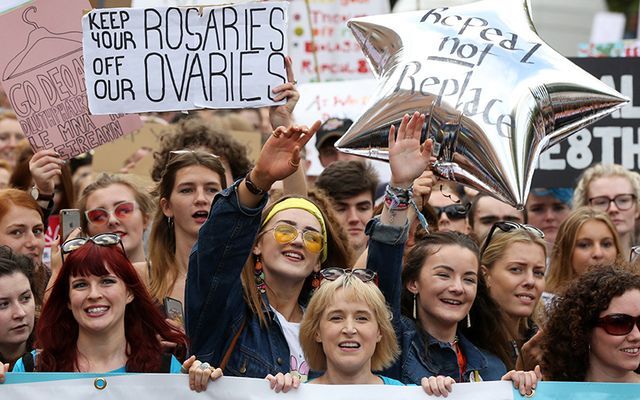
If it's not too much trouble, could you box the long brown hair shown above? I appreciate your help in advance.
[241,193,353,327]
[148,151,227,302]
[546,207,622,294]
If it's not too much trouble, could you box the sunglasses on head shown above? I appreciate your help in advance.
[596,313,640,336]
[169,149,220,161]
[435,203,469,220]
[320,267,377,283]
[85,202,137,225]
[261,223,324,254]
[61,233,125,262]
[480,221,544,256]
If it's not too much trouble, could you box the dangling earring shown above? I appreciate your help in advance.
[254,256,266,294]
[167,216,173,229]
[308,271,322,300]
[412,294,418,320]
[466,313,471,328]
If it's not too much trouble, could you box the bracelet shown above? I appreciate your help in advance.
[244,170,267,196]
[384,183,430,234]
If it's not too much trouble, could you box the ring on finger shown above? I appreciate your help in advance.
[198,362,212,371]
[272,131,281,138]
[289,80,297,85]
[288,159,300,168]
[525,389,535,398]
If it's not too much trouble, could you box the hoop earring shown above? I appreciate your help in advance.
[466,313,471,328]
[412,294,418,320]
[254,256,266,294]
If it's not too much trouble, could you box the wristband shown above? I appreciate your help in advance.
[244,170,267,196]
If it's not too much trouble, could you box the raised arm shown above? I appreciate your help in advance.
[186,121,320,360]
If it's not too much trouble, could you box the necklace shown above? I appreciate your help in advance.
[449,336,459,347]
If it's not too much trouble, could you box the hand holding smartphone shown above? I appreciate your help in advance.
[163,297,184,326]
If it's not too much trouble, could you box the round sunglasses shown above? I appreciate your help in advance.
[596,313,640,336]
[320,267,377,283]
[261,223,324,254]
[61,233,125,261]
[85,202,137,225]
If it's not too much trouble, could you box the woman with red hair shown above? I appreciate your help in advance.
[10,234,187,373]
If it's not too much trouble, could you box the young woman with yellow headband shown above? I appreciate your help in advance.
[185,122,351,381]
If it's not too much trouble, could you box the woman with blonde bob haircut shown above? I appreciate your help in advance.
[573,163,640,257]
[544,207,621,302]
[299,271,399,377]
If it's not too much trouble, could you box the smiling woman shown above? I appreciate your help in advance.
[9,237,186,373]
[542,265,640,382]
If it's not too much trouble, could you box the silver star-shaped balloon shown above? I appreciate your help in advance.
[336,0,627,208]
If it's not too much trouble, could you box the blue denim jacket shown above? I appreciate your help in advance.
[365,218,505,383]
[185,182,404,378]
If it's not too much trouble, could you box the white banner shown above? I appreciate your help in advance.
[1,374,512,399]
[4,374,640,400]
[82,2,288,114]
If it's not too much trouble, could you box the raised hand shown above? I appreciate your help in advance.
[388,112,432,188]
[269,56,299,130]
[29,149,64,195]
[251,121,321,191]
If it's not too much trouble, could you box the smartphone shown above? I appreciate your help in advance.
[163,297,184,326]
[60,209,81,241]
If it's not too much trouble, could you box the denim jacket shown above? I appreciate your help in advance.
[398,319,506,383]
[365,218,505,384]
[185,182,404,378]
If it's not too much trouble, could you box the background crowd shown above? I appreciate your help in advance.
[0,61,640,394]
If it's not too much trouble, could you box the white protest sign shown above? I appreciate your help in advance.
[2,374,513,399]
[4,374,640,400]
[82,2,288,114]
[287,0,388,83]
[294,79,390,180]
[0,0,32,13]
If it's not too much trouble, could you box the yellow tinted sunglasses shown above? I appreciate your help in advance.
[261,223,324,254]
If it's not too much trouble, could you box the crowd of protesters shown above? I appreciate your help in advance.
[1,63,640,395]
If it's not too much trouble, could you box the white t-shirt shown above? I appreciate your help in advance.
[272,306,309,382]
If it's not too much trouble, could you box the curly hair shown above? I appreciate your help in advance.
[151,118,252,182]
[541,264,640,381]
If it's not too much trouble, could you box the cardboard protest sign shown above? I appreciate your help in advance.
[82,2,289,114]
[287,0,388,83]
[0,0,142,159]
[533,57,640,187]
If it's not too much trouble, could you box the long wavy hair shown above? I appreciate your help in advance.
[35,242,187,372]
[148,150,227,302]
[541,264,640,381]
[546,207,622,294]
